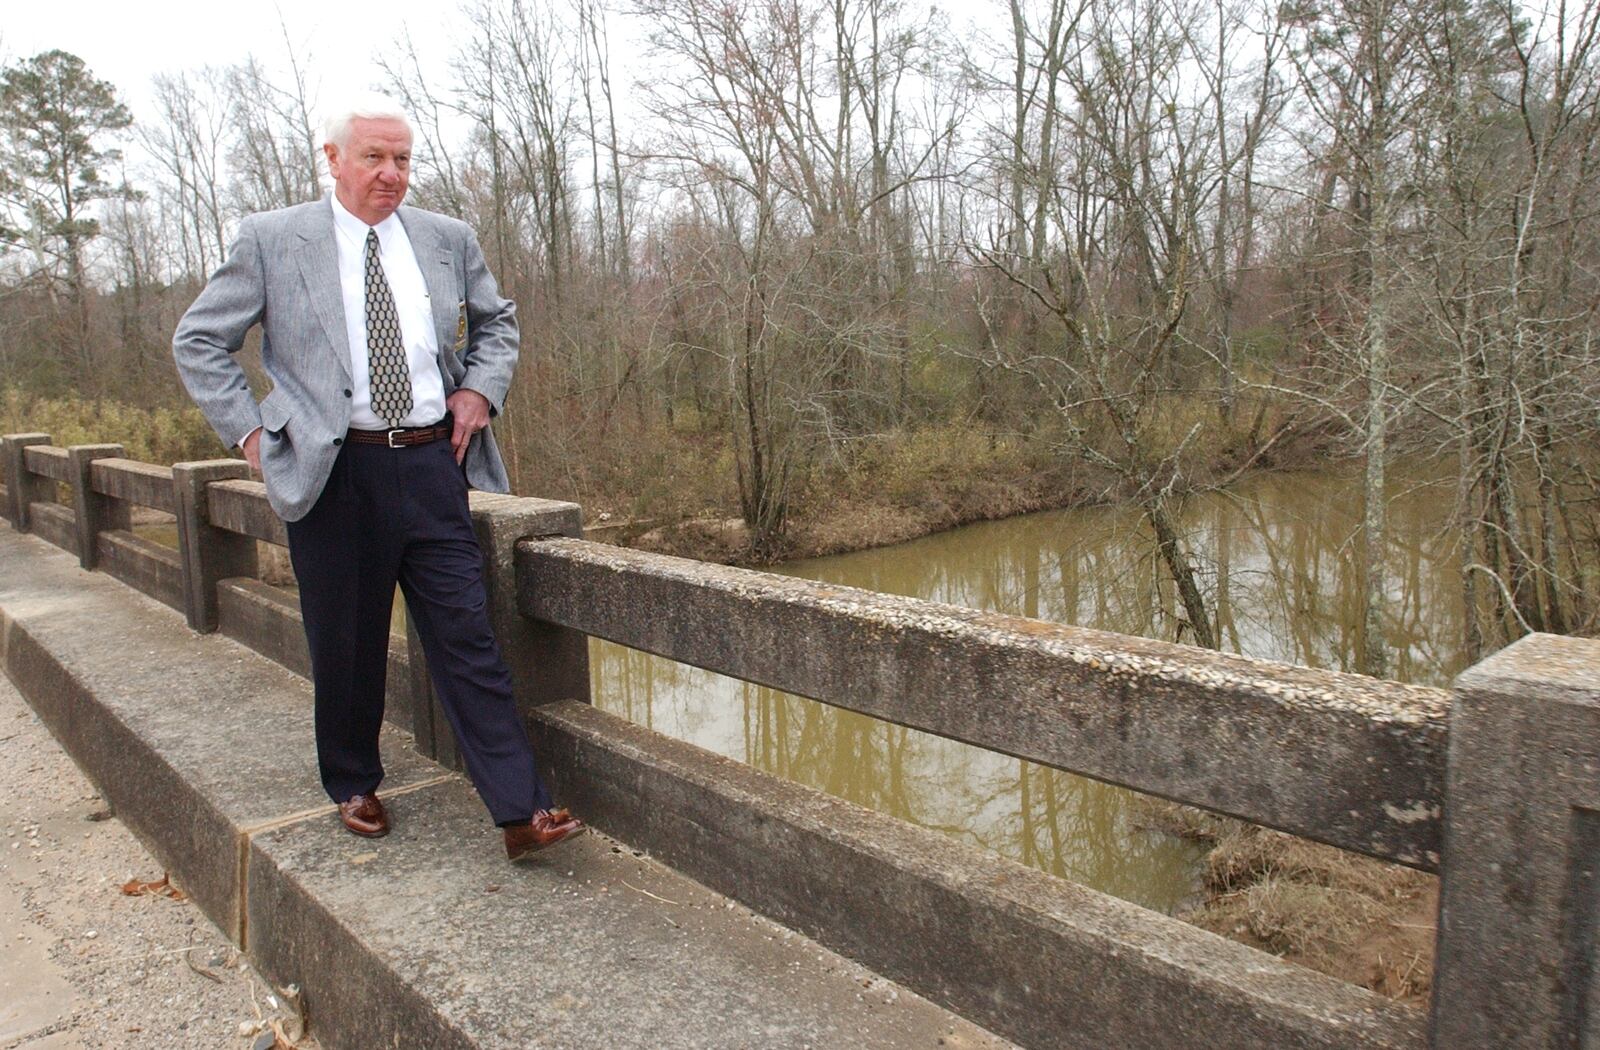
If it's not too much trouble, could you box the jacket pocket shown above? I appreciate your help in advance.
[258,388,294,433]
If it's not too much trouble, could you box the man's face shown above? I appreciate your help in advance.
[324,117,412,225]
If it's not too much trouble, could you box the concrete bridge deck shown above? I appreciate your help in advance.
[0,528,1013,1049]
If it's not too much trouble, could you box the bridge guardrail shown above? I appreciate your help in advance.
[0,440,585,767]
[4,436,68,550]
[1,435,258,618]
[4,428,1597,1050]
[516,536,1450,870]
[84,454,185,611]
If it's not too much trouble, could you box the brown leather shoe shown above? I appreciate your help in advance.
[337,793,389,838]
[504,809,585,862]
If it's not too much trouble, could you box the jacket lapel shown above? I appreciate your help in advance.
[397,208,459,375]
[295,199,353,383]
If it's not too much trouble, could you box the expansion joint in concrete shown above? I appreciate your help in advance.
[236,773,459,839]
[232,773,460,948]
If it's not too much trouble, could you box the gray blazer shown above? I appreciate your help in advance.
[172,196,517,522]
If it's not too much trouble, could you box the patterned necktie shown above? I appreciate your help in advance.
[364,228,413,427]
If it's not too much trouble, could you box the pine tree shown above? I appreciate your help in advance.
[0,50,133,384]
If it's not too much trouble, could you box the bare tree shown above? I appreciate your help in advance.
[1284,0,1446,676]
[379,30,470,218]
[457,0,581,305]
[972,0,1254,648]
[142,69,232,281]
[225,31,321,213]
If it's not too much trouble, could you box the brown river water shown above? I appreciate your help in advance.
[590,467,1471,913]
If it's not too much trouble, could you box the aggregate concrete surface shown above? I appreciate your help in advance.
[0,672,314,1050]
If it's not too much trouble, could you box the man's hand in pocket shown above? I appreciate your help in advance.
[241,427,262,472]
[446,389,491,465]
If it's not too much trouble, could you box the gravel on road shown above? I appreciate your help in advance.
[0,671,317,1050]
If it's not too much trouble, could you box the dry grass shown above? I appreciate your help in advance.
[631,515,753,563]
[776,424,1071,561]
[1136,799,1437,1005]
[0,389,223,465]
[620,423,1073,564]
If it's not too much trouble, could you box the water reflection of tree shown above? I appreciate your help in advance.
[1212,474,1467,683]
[736,678,1206,911]
[1014,762,1202,911]
[743,686,923,823]
[592,642,735,743]
[587,469,1491,912]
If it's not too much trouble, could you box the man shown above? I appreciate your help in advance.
[173,94,583,862]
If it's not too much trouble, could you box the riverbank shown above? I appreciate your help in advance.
[592,422,1070,564]
[626,467,1077,565]
[1135,801,1436,1006]
[616,407,1325,566]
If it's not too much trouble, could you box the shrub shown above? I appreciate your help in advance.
[0,389,224,465]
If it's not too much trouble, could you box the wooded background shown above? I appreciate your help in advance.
[2,0,1597,672]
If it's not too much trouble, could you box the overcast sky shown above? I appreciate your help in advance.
[3,0,461,120]
[3,0,993,139]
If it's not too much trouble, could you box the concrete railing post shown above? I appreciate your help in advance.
[2,433,52,530]
[1431,633,1600,1048]
[67,444,129,570]
[471,496,591,711]
[407,495,589,766]
[172,460,259,633]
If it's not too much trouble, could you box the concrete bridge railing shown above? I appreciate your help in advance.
[3,431,1596,1050]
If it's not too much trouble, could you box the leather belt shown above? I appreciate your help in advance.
[345,423,452,448]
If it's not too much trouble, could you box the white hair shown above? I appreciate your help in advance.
[322,93,414,150]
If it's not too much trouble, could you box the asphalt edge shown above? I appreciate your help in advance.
[0,605,250,943]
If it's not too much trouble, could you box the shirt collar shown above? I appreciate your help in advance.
[329,192,402,251]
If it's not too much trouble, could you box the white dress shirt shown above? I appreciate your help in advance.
[329,193,447,430]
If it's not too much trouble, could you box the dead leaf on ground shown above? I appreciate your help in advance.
[185,950,224,983]
[119,873,186,901]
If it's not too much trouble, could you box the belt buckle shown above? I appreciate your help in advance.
[386,428,404,448]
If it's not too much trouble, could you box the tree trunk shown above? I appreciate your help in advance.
[1147,496,1217,650]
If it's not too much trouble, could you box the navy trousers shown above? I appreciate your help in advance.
[284,435,552,825]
